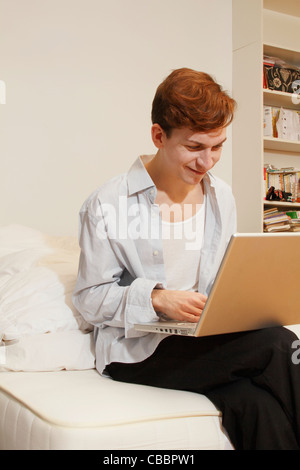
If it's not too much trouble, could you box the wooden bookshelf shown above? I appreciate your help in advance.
[263,89,300,108]
[232,0,300,233]
[263,41,300,223]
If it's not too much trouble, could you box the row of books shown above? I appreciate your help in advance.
[264,208,300,232]
[264,105,300,141]
[264,165,300,202]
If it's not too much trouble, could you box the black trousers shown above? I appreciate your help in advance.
[106,327,300,450]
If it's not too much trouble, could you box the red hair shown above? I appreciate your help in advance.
[151,68,236,136]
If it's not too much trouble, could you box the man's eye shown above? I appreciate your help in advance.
[212,145,223,151]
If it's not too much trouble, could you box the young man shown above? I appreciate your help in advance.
[73,68,300,450]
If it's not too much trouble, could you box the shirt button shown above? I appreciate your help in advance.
[153,250,159,256]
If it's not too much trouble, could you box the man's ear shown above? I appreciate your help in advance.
[151,123,166,149]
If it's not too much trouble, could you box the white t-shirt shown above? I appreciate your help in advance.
[161,197,206,291]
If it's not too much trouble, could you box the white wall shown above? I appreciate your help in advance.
[0,0,233,236]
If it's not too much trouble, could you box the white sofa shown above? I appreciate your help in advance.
[0,225,299,450]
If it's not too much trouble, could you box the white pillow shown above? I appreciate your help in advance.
[0,224,52,257]
[0,330,95,371]
[0,225,92,341]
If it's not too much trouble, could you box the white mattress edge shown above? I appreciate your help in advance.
[0,376,221,429]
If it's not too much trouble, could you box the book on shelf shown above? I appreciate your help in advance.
[289,224,300,232]
[286,210,300,219]
[263,106,280,138]
[286,210,300,232]
[264,223,291,232]
[263,208,300,232]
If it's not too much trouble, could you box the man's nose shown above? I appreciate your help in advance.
[196,150,212,171]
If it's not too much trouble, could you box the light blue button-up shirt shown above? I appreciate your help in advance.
[72,155,237,375]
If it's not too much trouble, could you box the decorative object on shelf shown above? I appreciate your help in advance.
[263,55,300,94]
[266,186,292,202]
[263,105,300,141]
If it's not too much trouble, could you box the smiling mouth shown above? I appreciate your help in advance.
[188,167,205,175]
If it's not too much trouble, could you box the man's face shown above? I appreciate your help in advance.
[156,126,227,185]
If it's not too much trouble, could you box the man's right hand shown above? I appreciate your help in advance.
[151,289,207,323]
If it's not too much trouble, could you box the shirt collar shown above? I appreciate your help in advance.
[127,155,156,196]
[127,155,217,197]
[203,171,217,189]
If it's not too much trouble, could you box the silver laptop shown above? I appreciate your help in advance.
[134,232,300,337]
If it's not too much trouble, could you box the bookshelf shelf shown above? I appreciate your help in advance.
[263,89,300,109]
[264,200,300,209]
[264,137,300,153]
[264,43,300,68]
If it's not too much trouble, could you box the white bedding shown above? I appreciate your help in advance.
[0,330,95,372]
[0,225,94,371]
